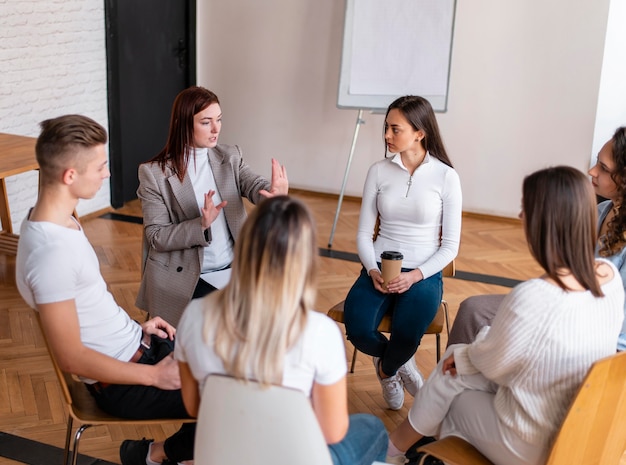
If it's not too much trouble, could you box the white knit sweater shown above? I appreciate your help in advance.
[453,260,624,444]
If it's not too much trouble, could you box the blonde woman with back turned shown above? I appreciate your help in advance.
[175,196,388,465]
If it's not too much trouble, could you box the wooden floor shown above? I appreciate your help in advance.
[0,191,623,464]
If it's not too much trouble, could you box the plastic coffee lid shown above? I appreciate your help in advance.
[380,251,403,260]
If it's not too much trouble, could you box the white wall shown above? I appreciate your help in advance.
[591,0,626,161]
[0,0,616,224]
[0,0,110,231]
[197,0,611,218]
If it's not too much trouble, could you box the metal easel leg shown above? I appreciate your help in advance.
[328,109,365,248]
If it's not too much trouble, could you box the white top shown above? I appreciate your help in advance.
[16,217,142,382]
[453,260,625,444]
[175,296,347,397]
[188,147,234,272]
[356,153,462,278]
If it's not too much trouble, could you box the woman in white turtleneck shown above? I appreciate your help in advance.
[136,86,288,327]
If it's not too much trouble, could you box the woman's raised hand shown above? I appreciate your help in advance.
[259,158,289,198]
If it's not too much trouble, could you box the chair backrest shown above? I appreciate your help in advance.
[34,311,81,409]
[35,311,193,425]
[426,260,455,332]
[48,336,79,411]
[51,349,125,423]
[545,351,626,465]
[426,301,446,334]
[442,260,455,278]
[195,374,333,465]
[34,312,126,423]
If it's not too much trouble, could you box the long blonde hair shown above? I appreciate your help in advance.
[202,196,318,385]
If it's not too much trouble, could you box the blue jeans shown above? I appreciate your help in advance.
[328,414,388,465]
[344,266,442,376]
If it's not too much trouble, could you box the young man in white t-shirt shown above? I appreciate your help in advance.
[15,115,193,465]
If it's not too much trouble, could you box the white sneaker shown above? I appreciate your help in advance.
[398,356,424,397]
[386,454,408,464]
[374,357,404,410]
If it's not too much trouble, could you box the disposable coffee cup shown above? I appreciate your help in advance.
[380,251,403,290]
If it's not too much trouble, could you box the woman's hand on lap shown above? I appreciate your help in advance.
[369,269,388,293]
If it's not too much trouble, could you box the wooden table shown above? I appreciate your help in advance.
[0,133,38,254]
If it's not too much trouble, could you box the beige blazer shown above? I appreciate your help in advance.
[135,144,270,326]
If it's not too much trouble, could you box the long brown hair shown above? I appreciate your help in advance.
[151,86,220,181]
[522,166,603,297]
[384,95,453,168]
[598,126,626,257]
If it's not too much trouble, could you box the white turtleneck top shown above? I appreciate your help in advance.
[356,153,462,278]
[188,147,234,272]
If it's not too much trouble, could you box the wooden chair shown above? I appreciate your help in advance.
[416,351,626,465]
[327,260,455,372]
[35,313,193,465]
[194,374,333,465]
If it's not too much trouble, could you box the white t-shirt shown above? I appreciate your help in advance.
[175,296,347,397]
[357,153,462,278]
[16,217,142,382]
[188,147,234,272]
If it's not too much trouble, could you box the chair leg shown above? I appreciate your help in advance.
[63,417,73,465]
[350,346,358,373]
[435,333,441,362]
[71,424,93,465]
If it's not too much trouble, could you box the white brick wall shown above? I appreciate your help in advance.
[0,0,111,232]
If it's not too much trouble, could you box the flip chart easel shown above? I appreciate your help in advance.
[328,0,456,248]
[327,109,365,248]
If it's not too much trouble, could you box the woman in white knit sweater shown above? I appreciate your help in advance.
[387,166,625,465]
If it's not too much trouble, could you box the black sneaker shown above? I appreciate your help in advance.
[408,454,444,465]
[405,436,438,464]
[120,438,153,465]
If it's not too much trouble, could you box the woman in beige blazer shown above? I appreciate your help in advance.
[136,86,288,326]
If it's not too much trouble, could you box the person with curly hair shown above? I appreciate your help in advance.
[446,127,626,352]
[589,126,626,350]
